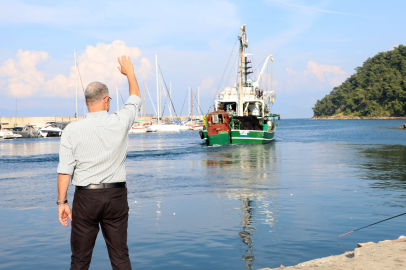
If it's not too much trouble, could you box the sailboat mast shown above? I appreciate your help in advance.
[169,82,172,120]
[156,54,159,124]
[143,82,146,120]
[116,85,119,112]
[191,88,193,121]
[188,86,191,118]
[198,87,200,117]
[74,50,78,121]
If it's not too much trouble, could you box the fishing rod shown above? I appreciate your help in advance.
[338,212,406,237]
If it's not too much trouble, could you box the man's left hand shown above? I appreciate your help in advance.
[58,204,72,227]
[117,56,135,77]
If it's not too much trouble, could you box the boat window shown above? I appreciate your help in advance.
[212,115,219,123]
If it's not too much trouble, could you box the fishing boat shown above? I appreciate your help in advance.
[200,24,280,146]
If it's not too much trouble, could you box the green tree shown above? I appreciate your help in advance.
[313,45,406,117]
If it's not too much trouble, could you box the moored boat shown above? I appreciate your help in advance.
[200,25,280,146]
[0,123,23,139]
[12,125,39,138]
[130,125,147,133]
[146,123,181,132]
[38,122,63,137]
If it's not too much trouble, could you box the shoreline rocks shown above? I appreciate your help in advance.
[310,112,406,120]
[260,237,406,270]
[398,123,406,129]
[311,116,406,120]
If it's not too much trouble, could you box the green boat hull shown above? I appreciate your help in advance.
[231,130,274,144]
[203,130,275,145]
[206,133,230,146]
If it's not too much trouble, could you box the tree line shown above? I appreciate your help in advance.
[312,45,406,117]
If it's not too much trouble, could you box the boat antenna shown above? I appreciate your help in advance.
[338,212,406,237]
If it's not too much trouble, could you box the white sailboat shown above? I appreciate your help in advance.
[183,87,203,130]
[146,54,181,132]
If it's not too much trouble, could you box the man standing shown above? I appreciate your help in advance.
[57,55,141,270]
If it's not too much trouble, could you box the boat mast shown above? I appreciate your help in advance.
[271,56,274,93]
[238,24,248,117]
[198,87,200,117]
[74,50,78,121]
[188,86,191,118]
[239,36,243,116]
[169,82,172,120]
[116,85,119,112]
[191,88,193,121]
[156,54,160,124]
[144,84,146,120]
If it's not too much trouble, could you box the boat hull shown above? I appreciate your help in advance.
[230,130,274,144]
[146,124,181,132]
[203,129,275,145]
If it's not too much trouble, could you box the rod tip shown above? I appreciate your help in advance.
[338,231,354,238]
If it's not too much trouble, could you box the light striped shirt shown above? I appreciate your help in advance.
[57,95,142,186]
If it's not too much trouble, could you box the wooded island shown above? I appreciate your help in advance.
[312,45,406,119]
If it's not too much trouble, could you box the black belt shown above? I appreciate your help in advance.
[75,182,126,190]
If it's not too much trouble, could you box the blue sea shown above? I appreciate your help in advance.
[1,119,406,269]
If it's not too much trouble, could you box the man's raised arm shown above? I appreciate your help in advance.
[117,55,141,98]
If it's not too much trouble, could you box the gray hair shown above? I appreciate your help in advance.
[85,82,109,104]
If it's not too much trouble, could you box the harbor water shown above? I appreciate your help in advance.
[1,119,406,269]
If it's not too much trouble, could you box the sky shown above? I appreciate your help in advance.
[0,0,404,119]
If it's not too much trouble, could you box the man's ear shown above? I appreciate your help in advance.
[103,97,109,106]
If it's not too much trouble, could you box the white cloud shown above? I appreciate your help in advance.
[200,76,215,94]
[197,76,217,112]
[389,43,400,51]
[0,41,152,98]
[278,61,347,94]
[0,50,48,97]
[303,61,346,83]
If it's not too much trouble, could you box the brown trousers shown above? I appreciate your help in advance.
[70,187,132,270]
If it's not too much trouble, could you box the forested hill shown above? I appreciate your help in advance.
[312,45,406,118]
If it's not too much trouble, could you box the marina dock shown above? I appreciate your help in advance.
[0,115,203,129]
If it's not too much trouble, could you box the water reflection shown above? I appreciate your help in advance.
[239,197,256,269]
[203,143,279,269]
[0,138,60,156]
[353,144,406,191]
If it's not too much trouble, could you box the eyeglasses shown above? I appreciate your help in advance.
[103,96,112,102]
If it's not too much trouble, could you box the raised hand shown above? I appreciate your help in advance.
[117,55,135,77]
[117,55,140,97]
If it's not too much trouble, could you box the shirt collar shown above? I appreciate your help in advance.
[86,110,108,118]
